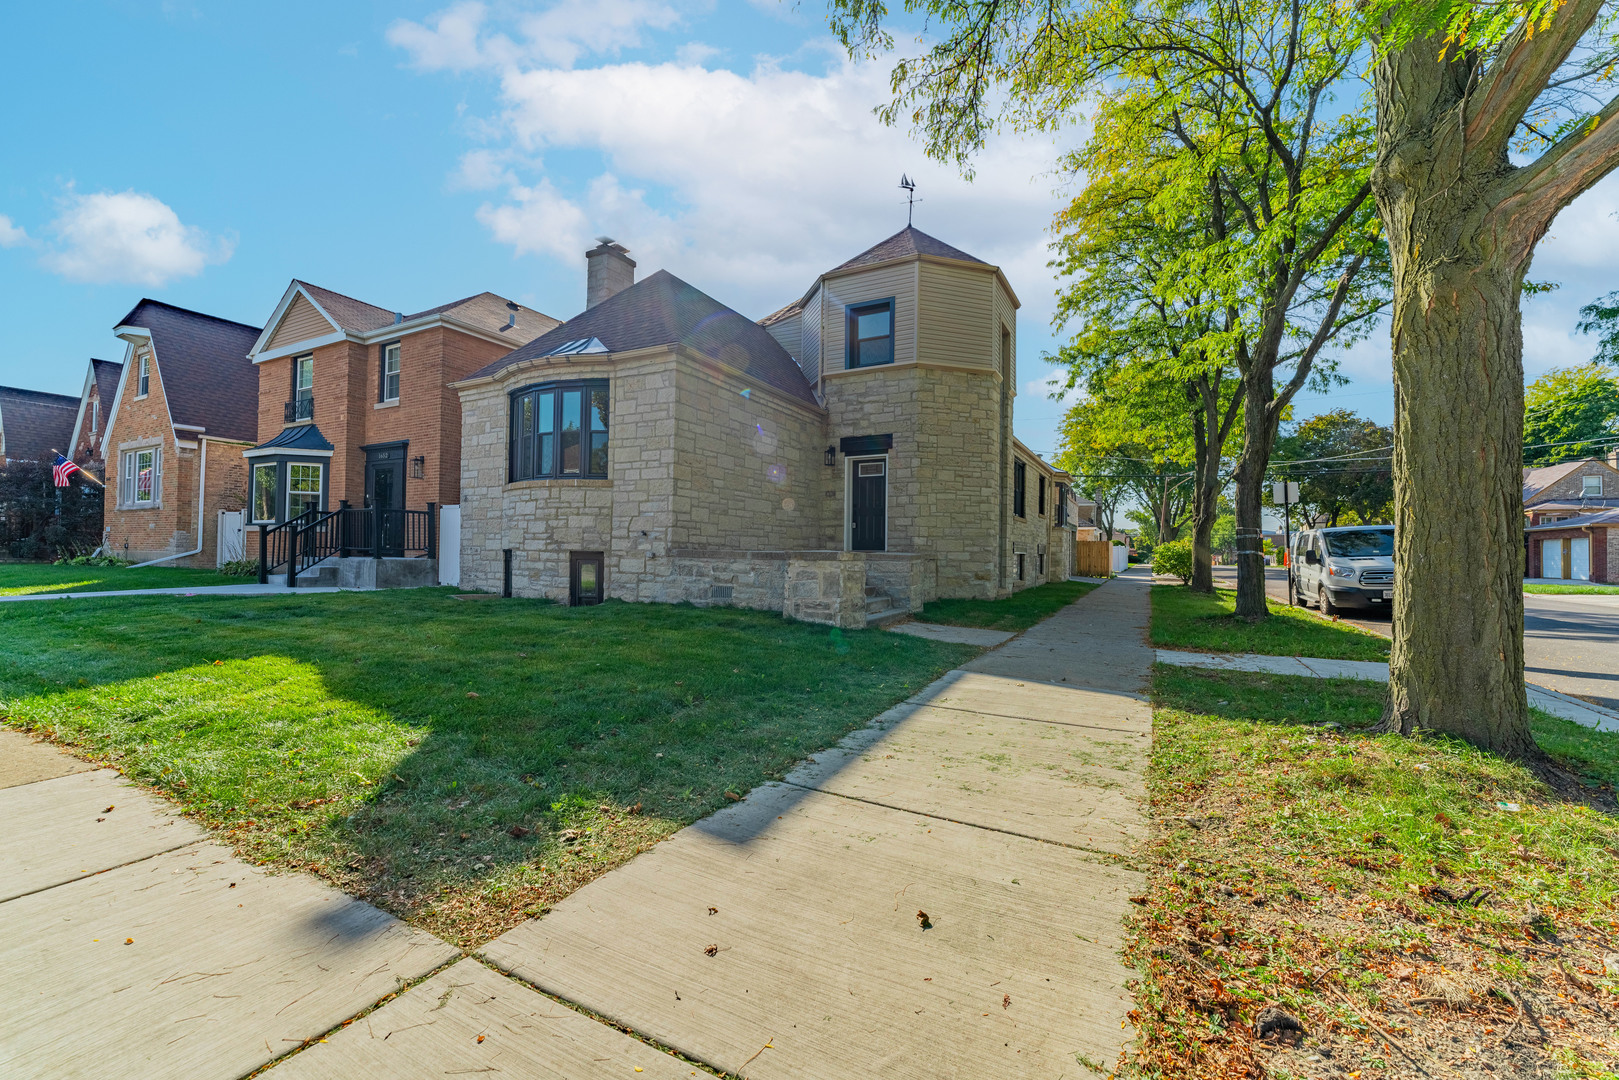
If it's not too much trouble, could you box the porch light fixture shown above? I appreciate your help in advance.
[824,445,836,467]
[410,455,425,479]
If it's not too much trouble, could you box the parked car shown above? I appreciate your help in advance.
[1290,525,1394,615]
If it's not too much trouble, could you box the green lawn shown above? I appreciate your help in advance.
[913,579,1099,632]
[1131,664,1619,1078]
[0,562,244,596]
[1524,581,1619,594]
[0,590,977,946]
[1150,584,1390,661]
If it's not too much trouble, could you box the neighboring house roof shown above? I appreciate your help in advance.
[759,297,805,327]
[1522,458,1619,503]
[1533,499,1619,512]
[0,386,79,463]
[830,226,986,274]
[294,281,400,334]
[407,291,559,340]
[260,281,558,354]
[91,358,123,422]
[1525,508,1619,531]
[114,300,263,443]
[470,270,819,407]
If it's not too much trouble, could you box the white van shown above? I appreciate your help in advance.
[1291,525,1394,615]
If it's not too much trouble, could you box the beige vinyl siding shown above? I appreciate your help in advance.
[993,276,1018,391]
[918,261,997,370]
[800,287,823,389]
[267,294,337,350]
[821,263,917,371]
[763,312,803,369]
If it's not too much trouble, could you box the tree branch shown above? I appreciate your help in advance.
[1491,88,1619,261]
[1462,0,1605,160]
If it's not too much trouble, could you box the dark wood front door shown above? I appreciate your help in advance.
[364,444,405,556]
[570,551,604,606]
[850,458,887,552]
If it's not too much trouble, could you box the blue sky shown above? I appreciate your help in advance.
[2,0,1617,461]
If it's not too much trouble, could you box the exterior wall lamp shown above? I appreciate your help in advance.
[824,445,836,467]
[410,455,426,479]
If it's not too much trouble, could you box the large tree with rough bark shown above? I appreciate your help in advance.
[1367,0,1619,756]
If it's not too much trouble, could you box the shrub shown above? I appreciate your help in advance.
[55,554,129,568]
[1153,538,1194,583]
[219,558,259,578]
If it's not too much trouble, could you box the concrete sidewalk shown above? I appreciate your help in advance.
[1156,648,1619,732]
[274,575,1154,1079]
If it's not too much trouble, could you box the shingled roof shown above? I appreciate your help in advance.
[470,270,817,406]
[115,300,263,443]
[91,359,123,423]
[0,386,79,463]
[1522,459,1619,503]
[829,226,986,274]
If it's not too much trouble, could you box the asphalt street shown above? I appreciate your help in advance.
[1209,566,1619,711]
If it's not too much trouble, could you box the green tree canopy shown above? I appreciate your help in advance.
[1523,363,1619,465]
[1577,293,1619,366]
[1274,410,1394,526]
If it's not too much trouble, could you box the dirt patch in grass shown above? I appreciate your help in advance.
[1127,665,1619,1079]
[1151,586,1391,661]
[0,590,976,947]
[914,579,1099,632]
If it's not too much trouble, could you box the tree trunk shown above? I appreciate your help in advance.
[1232,379,1278,619]
[1370,38,1537,759]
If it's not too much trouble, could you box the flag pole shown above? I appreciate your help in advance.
[50,449,106,488]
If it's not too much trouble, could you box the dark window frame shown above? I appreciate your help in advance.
[1038,475,1047,516]
[845,297,896,370]
[293,353,314,403]
[509,379,610,482]
[1013,459,1027,518]
[380,340,402,403]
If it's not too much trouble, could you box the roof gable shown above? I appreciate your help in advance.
[0,386,79,463]
[469,270,816,406]
[114,300,262,443]
[1523,458,1619,503]
[266,293,339,350]
[830,226,987,275]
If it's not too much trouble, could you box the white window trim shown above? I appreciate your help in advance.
[251,462,279,525]
[120,445,160,509]
[135,355,150,400]
[382,343,401,403]
[1581,475,1603,496]
[285,461,324,519]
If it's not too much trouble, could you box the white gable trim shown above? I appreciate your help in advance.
[100,330,181,462]
[246,282,343,360]
[253,331,347,363]
[67,360,97,460]
[250,308,544,363]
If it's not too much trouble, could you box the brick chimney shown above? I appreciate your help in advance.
[586,238,635,309]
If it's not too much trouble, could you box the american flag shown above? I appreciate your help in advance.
[52,453,82,488]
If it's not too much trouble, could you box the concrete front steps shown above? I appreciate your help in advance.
[864,585,911,627]
[267,556,439,590]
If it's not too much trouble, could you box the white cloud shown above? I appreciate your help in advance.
[387,1,491,71]
[0,215,26,247]
[43,190,230,286]
[389,0,687,72]
[435,46,1071,324]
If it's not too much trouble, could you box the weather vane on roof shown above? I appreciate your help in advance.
[900,174,919,226]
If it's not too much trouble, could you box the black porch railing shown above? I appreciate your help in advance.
[258,502,438,586]
[284,396,314,423]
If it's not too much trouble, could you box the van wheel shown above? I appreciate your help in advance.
[1319,585,1339,617]
[1291,578,1306,606]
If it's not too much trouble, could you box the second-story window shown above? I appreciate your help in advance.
[1013,460,1027,518]
[1038,475,1047,516]
[1583,474,1604,497]
[510,380,609,481]
[291,354,314,421]
[136,354,150,398]
[381,343,401,402]
[846,299,895,369]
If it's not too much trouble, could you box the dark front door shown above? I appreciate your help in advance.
[850,458,887,552]
[364,444,405,556]
[570,551,604,606]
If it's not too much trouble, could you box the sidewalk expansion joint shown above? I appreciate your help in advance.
[0,837,207,906]
[899,699,1148,735]
[778,779,1130,862]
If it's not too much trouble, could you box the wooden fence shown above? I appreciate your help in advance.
[1074,540,1114,577]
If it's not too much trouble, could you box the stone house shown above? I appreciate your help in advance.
[100,301,261,566]
[455,229,1076,626]
[1522,457,1619,526]
[67,358,123,479]
[0,385,79,466]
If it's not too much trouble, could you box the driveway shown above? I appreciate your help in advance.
[1210,566,1619,710]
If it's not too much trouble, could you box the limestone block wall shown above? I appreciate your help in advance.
[660,551,791,609]
[865,552,934,612]
[783,552,868,628]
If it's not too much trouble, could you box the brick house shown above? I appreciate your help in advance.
[1522,457,1619,581]
[99,301,261,566]
[243,281,557,578]
[455,229,1077,625]
[0,385,79,465]
[67,358,123,479]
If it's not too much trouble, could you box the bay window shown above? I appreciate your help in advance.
[252,463,279,523]
[510,380,609,481]
[120,446,158,507]
[287,463,322,519]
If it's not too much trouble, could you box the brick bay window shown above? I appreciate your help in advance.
[510,380,609,481]
[119,446,159,507]
[381,342,401,403]
[846,299,895,368]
